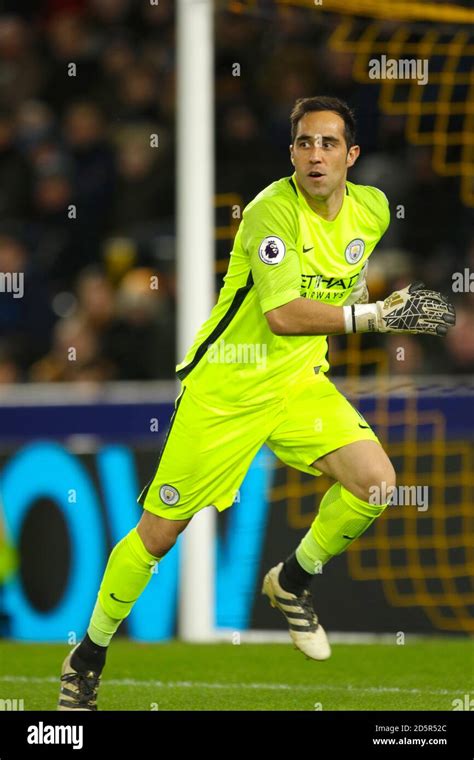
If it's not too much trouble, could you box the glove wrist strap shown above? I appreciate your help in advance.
[343,303,380,333]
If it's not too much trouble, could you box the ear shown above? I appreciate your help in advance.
[346,144,360,168]
[289,145,295,165]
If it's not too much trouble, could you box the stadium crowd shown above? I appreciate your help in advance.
[0,0,472,381]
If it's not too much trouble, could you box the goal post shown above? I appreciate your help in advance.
[176,0,216,641]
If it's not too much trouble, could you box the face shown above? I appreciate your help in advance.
[289,110,360,199]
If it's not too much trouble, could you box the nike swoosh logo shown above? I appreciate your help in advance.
[110,593,137,604]
[343,535,355,540]
[303,246,313,252]
[358,423,370,429]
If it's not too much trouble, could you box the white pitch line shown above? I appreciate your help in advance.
[0,675,465,696]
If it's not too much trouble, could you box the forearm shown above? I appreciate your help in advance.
[265,282,456,338]
[265,297,346,336]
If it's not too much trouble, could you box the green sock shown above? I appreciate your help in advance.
[296,482,389,573]
[87,599,121,647]
[88,527,161,647]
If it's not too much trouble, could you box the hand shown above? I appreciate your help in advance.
[344,282,456,336]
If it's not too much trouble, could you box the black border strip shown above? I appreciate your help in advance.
[176,270,254,381]
[137,387,186,505]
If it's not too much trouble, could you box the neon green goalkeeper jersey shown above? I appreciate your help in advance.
[176,173,389,405]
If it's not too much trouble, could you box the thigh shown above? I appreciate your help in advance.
[267,376,380,477]
[313,438,391,492]
[138,385,279,519]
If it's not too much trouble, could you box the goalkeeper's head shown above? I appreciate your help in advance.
[289,96,360,203]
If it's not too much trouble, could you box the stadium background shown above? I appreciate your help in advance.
[0,0,473,645]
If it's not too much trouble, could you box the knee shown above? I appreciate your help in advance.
[137,512,191,558]
[351,457,396,505]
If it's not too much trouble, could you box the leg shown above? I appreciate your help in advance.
[263,441,395,662]
[81,511,192,655]
[58,386,274,709]
[312,439,396,503]
[263,378,395,661]
[58,511,193,711]
[285,440,395,591]
[137,510,192,557]
[94,510,192,637]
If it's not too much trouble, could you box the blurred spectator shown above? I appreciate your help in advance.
[0,2,470,381]
[217,103,285,202]
[0,109,32,220]
[103,267,175,380]
[16,100,56,155]
[30,162,83,289]
[0,16,44,109]
[46,265,177,381]
[108,127,167,234]
[0,347,21,384]
[63,100,115,261]
[117,63,162,123]
[29,313,113,382]
[76,266,115,332]
[445,301,474,373]
[0,235,54,373]
[41,10,101,111]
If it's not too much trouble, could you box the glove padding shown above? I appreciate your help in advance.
[344,261,369,305]
[345,282,456,336]
[376,282,456,336]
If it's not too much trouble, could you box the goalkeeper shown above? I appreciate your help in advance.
[58,96,455,710]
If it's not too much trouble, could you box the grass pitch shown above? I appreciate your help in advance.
[0,639,471,711]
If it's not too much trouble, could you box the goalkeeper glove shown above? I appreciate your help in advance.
[344,261,369,305]
[343,281,456,336]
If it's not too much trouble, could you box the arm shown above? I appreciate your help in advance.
[266,282,456,337]
[266,297,345,336]
[267,259,370,335]
[242,200,455,339]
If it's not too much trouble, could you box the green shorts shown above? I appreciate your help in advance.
[138,374,379,520]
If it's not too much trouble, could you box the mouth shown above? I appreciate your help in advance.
[308,171,325,179]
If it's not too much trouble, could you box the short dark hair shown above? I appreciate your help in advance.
[290,96,356,150]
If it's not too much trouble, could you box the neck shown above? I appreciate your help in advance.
[296,178,345,221]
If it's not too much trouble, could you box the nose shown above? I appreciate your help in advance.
[309,145,324,163]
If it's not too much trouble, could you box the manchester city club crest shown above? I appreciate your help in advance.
[345,238,365,264]
[159,484,180,505]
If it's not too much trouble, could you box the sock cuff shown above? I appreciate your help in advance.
[88,598,121,646]
[340,484,388,517]
[296,533,332,573]
[126,527,161,565]
[87,594,122,646]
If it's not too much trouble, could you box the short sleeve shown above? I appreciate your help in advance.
[241,199,301,314]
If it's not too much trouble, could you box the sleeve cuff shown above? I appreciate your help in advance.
[260,290,301,314]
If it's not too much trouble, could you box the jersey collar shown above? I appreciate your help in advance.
[289,172,348,222]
